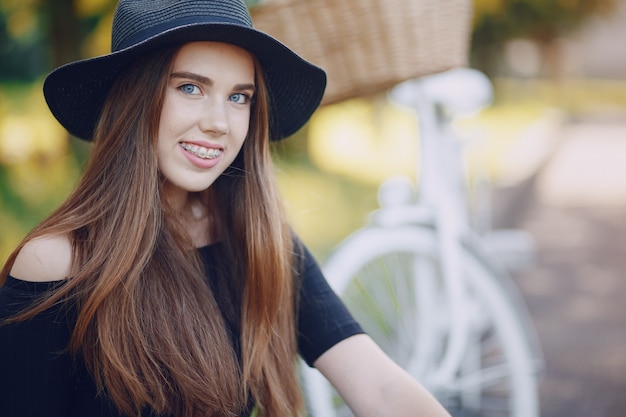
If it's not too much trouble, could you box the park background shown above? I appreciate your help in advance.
[1,1,626,416]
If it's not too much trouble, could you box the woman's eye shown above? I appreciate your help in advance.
[179,84,200,95]
[229,93,249,104]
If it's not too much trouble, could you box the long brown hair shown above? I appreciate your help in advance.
[1,45,303,417]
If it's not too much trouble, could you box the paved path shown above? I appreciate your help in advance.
[495,116,626,417]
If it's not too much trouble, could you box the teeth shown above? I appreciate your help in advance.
[181,143,222,159]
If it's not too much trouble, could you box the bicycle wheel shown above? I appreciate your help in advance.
[316,224,541,417]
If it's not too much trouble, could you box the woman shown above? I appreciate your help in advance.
[0,1,450,416]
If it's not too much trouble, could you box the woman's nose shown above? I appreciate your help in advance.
[199,99,229,137]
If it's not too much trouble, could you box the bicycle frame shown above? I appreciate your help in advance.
[388,69,495,388]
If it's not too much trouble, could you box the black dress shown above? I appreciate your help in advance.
[0,242,363,417]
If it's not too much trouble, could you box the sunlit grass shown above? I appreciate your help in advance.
[494,78,626,113]
[307,96,420,186]
[275,162,378,260]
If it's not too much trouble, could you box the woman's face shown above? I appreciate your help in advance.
[157,41,255,197]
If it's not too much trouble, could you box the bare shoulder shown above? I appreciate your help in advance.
[10,234,72,282]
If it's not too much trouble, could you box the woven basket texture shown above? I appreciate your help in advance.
[251,0,473,105]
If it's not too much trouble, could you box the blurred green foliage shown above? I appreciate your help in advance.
[472,0,619,75]
[473,0,617,40]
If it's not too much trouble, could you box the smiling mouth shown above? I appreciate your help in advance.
[180,142,222,159]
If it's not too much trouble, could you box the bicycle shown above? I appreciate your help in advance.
[300,68,544,417]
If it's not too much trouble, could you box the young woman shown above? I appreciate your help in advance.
[0,1,451,416]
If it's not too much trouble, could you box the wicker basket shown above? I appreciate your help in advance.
[251,0,473,105]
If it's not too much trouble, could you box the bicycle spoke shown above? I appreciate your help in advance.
[449,363,513,391]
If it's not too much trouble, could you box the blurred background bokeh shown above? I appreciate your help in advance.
[1,0,626,415]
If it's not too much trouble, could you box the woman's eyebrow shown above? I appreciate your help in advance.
[234,83,256,93]
[170,71,256,93]
[170,71,212,86]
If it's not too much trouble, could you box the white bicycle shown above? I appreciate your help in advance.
[301,68,544,417]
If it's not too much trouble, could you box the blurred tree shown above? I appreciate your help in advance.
[0,0,115,156]
[0,0,106,81]
[40,0,84,68]
[472,0,620,77]
[0,0,114,262]
[0,3,46,82]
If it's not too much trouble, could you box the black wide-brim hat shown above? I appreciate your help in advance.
[43,0,327,141]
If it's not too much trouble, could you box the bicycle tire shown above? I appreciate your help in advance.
[313,224,541,417]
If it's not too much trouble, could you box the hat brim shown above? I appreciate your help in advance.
[43,22,326,141]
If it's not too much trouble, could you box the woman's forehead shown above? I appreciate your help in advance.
[173,42,255,73]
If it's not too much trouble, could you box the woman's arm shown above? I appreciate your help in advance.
[314,333,451,417]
